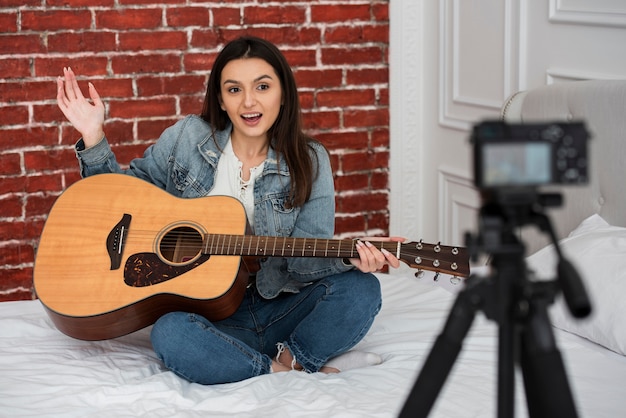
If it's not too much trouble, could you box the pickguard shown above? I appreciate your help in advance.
[123,253,211,287]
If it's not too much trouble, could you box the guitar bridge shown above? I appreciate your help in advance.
[106,213,131,270]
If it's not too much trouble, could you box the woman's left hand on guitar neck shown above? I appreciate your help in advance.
[347,237,405,273]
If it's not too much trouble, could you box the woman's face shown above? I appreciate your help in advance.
[219,57,283,144]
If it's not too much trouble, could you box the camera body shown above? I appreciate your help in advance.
[472,121,589,190]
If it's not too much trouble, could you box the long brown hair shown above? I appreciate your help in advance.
[201,36,320,208]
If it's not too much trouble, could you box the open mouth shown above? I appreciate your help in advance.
[241,113,262,123]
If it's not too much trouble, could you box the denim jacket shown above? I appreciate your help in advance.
[75,115,353,299]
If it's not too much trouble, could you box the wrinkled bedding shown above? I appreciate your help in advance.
[1,271,625,417]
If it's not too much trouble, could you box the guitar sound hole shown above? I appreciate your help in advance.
[159,226,203,264]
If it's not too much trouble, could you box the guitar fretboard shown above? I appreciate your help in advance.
[203,234,398,259]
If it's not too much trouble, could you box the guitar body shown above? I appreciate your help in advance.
[35,174,471,341]
[34,174,249,341]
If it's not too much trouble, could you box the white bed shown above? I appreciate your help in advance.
[2,80,626,417]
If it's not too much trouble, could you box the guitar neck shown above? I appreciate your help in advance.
[203,234,469,277]
[203,234,390,259]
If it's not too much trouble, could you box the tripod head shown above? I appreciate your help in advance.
[466,187,591,319]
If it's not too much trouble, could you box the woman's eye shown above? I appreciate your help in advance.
[227,87,240,93]
[257,84,270,91]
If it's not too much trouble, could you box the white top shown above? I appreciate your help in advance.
[208,139,264,230]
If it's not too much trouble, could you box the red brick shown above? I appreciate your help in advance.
[378,87,389,106]
[0,34,45,55]
[322,46,385,65]
[101,120,135,145]
[371,128,389,148]
[96,9,163,30]
[184,51,218,72]
[136,75,206,96]
[24,148,76,173]
[24,174,64,194]
[367,211,390,233]
[0,219,43,242]
[119,31,188,51]
[338,191,388,214]
[346,68,389,85]
[189,30,221,50]
[21,10,92,31]
[363,24,389,43]
[0,267,35,296]
[48,31,117,53]
[0,153,22,175]
[137,118,180,141]
[48,0,113,6]
[0,176,25,195]
[0,126,58,152]
[371,171,389,189]
[294,69,343,89]
[111,53,181,74]
[335,173,369,192]
[0,0,39,8]
[311,4,371,23]
[166,6,213,27]
[244,6,306,25]
[298,91,314,110]
[282,49,317,67]
[316,89,376,108]
[302,110,340,131]
[25,194,58,218]
[109,97,177,118]
[0,243,35,266]
[0,12,17,33]
[316,131,368,150]
[180,95,205,115]
[341,150,389,173]
[35,56,109,77]
[212,7,241,26]
[334,215,366,235]
[111,143,153,166]
[372,3,389,21]
[0,105,29,126]
[0,194,23,218]
[344,108,389,128]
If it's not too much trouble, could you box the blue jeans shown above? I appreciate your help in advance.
[150,270,381,385]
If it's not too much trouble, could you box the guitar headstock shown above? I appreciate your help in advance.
[398,240,470,278]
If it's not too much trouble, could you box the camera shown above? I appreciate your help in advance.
[472,121,590,190]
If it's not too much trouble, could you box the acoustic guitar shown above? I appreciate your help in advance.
[34,174,469,341]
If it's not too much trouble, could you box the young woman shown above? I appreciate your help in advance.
[56,36,402,384]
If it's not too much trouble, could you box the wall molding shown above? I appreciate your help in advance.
[437,166,478,246]
[549,0,626,28]
[389,1,424,239]
[439,0,522,131]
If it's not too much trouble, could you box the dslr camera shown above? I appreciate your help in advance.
[472,121,589,191]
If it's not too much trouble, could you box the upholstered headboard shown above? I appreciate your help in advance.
[501,80,626,253]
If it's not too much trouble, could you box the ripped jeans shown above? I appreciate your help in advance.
[150,270,382,385]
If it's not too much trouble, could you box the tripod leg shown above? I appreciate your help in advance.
[520,286,579,418]
[399,282,483,418]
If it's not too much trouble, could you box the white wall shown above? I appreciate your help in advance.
[390,0,626,251]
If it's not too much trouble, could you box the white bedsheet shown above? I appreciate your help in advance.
[1,272,625,417]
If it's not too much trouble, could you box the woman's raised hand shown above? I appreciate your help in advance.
[57,67,105,148]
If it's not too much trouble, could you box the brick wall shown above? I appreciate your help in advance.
[0,0,390,301]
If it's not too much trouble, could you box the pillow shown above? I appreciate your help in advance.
[525,214,626,355]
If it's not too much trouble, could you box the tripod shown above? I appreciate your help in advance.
[399,192,591,418]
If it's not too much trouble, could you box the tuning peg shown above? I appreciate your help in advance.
[433,272,440,282]
[450,276,461,285]
[415,269,425,279]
